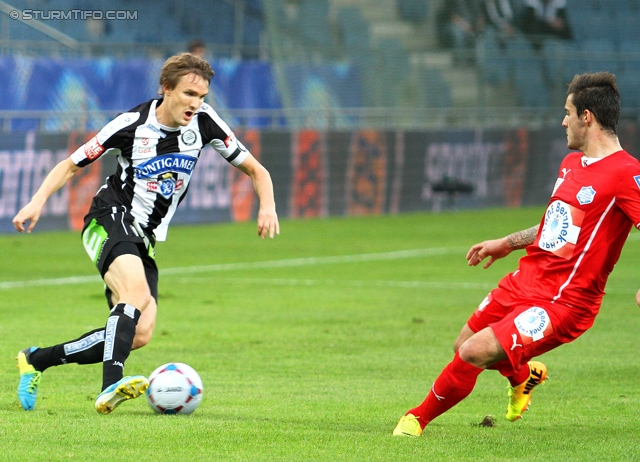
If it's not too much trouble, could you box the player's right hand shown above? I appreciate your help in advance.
[12,202,42,233]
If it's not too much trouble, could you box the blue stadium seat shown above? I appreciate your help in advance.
[376,38,410,106]
[397,0,429,22]
[337,6,371,51]
[541,38,565,81]
[615,12,640,43]
[506,38,551,107]
[475,28,510,85]
[619,39,640,74]
[580,38,618,74]
[617,71,640,108]
[298,0,334,48]
[243,1,265,58]
[423,69,452,108]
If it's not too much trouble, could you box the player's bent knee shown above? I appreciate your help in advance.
[132,325,154,350]
[131,333,152,350]
[119,289,152,314]
[132,297,157,350]
[453,324,474,353]
[457,344,480,366]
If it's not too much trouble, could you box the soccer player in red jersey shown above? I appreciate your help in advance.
[394,72,640,436]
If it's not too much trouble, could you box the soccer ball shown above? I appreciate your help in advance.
[146,363,203,414]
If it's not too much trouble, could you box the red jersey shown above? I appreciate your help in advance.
[496,150,640,331]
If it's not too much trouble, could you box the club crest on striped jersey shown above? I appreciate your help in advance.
[158,174,177,198]
[134,153,197,179]
[181,129,197,146]
[576,186,596,205]
[634,175,640,189]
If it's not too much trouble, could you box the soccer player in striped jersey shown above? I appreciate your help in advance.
[394,72,640,436]
[13,52,279,414]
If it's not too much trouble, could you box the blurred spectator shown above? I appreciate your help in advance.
[187,39,208,59]
[436,0,486,66]
[397,0,430,23]
[519,0,573,49]
[86,18,110,42]
[485,0,518,42]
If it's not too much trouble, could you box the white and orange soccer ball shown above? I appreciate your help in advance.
[146,362,203,414]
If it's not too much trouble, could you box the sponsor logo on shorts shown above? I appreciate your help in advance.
[514,307,552,342]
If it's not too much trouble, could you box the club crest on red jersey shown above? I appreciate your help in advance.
[576,186,596,205]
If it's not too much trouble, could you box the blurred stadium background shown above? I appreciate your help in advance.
[1,0,639,233]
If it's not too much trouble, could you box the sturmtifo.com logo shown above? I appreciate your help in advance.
[9,10,137,20]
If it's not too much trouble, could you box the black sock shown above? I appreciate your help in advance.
[29,328,106,372]
[102,303,141,391]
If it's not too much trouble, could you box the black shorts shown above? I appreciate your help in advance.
[81,198,158,307]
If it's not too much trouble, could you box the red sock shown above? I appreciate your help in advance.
[488,360,530,387]
[407,352,483,428]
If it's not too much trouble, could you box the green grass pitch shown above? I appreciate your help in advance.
[1,207,639,461]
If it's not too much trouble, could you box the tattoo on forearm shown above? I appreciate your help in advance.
[506,225,540,250]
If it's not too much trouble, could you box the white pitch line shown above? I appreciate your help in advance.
[160,246,467,275]
[172,276,640,295]
[0,274,101,290]
[0,246,467,291]
[173,277,495,291]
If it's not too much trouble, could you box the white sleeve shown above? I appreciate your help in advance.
[69,111,140,166]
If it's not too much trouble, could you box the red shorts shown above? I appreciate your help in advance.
[467,276,595,373]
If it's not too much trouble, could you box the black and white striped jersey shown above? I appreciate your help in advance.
[70,98,249,241]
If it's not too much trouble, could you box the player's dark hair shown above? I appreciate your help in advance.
[567,72,620,135]
[158,53,214,95]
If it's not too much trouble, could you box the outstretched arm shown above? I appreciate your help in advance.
[13,157,80,233]
[235,153,280,239]
[466,224,539,269]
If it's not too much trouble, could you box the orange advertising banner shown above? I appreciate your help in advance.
[230,129,260,222]
[290,129,326,218]
[345,130,388,215]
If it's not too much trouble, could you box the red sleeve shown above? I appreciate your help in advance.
[615,161,640,229]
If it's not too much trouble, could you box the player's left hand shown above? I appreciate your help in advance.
[636,289,640,307]
[257,208,279,239]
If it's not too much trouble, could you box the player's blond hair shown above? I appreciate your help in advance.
[158,53,214,95]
